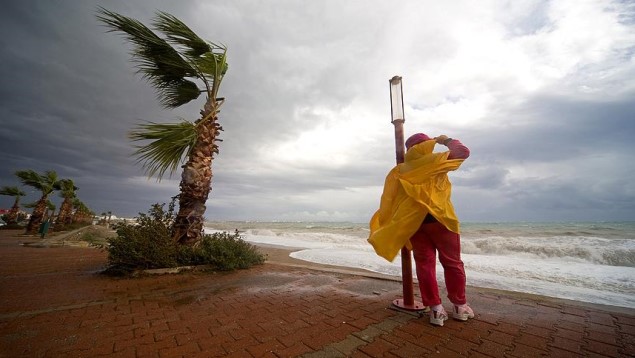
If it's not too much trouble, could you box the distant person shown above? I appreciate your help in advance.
[368,133,473,326]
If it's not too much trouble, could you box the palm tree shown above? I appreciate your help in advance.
[55,179,78,226]
[24,198,55,217]
[72,198,93,224]
[97,9,228,245]
[0,186,26,225]
[15,170,60,234]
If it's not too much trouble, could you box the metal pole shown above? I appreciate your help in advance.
[389,76,425,312]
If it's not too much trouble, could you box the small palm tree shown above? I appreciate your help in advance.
[55,179,78,227]
[72,198,93,224]
[15,170,60,234]
[0,186,26,225]
[97,8,228,245]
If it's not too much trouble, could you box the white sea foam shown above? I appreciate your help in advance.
[205,221,635,309]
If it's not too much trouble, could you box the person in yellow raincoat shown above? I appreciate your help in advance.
[368,133,473,327]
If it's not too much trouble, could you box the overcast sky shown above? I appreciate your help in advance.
[1,0,634,223]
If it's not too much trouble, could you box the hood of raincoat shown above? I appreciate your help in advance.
[367,139,464,261]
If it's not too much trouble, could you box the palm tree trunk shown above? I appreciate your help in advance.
[7,197,20,225]
[26,197,48,234]
[172,99,220,245]
[55,199,73,226]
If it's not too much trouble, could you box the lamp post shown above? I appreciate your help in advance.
[389,75,425,312]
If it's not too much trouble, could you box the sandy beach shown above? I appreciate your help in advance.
[1,227,633,357]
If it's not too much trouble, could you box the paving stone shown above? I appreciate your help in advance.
[587,311,616,326]
[620,339,635,357]
[555,320,585,333]
[543,346,581,358]
[507,342,549,358]
[514,332,549,350]
[276,342,314,357]
[561,306,588,317]
[554,327,585,341]
[520,324,555,339]
[440,336,479,356]
[550,336,582,355]
[352,326,383,342]
[583,339,622,357]
[487,330,515,345]
[329,335,366,355]
[587,321,618,335]
[617,315,635,326]
[493,320,522,335]
[358,337,399,357]
[390,341,432,357]
[302,346,347,358]
[586,329,619,346]
[474,338,510,358]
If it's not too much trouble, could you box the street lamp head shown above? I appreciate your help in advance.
[389,76,404,123]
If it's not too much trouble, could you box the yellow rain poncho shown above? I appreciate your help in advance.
[368,139,465,262]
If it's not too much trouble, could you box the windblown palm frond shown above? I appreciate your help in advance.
[96,7,201,108]
[129,121,198,179]
[152,10,228,100]
[153,11,212,58]
[0,186,25,197]
[55,179,78,199]
[46,201,56,212]
[72,199,92,214]
[195,50,228,100]
[15,170,59,194]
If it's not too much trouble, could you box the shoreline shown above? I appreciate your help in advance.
[255,243,635,316]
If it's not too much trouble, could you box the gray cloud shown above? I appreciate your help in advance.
[1,0,634,223]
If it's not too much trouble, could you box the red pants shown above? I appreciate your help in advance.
[410,221,467,306]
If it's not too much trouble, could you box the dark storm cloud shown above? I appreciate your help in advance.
[0,0,168,215]
[1,0,634,222]
[469,93,635,164]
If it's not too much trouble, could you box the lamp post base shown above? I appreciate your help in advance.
[391,298,427,311]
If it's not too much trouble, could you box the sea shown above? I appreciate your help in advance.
[204,221,635,310]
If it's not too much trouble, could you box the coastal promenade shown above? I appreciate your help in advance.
[0,229,633,357]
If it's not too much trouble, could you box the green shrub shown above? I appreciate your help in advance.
[104,200,265,275]
[179,232,266,271]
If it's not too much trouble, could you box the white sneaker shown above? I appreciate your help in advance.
[452,304,474,321]
[430,307,448,326]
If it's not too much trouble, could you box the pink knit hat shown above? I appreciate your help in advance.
[405,133,431,149]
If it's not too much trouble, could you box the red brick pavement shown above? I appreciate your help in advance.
[0,229,633,357]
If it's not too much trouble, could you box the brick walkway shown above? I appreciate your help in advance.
[0,229,633,357]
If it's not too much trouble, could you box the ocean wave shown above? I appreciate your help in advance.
[461,236,635,267]
[205,221,635,308]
